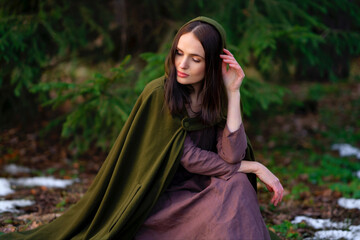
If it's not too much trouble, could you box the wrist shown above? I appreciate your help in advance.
[227,89,240,100]
[238,161,262,174]
[253,162,264,175]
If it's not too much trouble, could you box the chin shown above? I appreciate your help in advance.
[176,77,189,85]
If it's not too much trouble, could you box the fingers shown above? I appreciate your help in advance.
[222,59,241,69]
[222,48,233,56]
[257,164,284,207]
[220,49,244,75]
[220,51,237,65]
[270,181,284,206]
[220,49,236,63]
[220,56,239,69]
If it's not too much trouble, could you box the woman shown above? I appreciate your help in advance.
[0,17,283,240]
[135,17,283,239]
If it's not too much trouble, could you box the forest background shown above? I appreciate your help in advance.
[1,0,360,239]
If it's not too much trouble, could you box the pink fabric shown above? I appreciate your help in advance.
[136,124,270,240]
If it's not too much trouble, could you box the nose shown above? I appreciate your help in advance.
[179,57,188,69]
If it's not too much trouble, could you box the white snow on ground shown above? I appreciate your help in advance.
[0,199,35,213]
[314,229,359,240]
[0,176,78,213]
[292,216,360,240]
[10,176,77,188]
[0,178,14,196]
[331,143,360,159]
[331,142,360,240]
[338,198,360,210]
[314,227,360,240]
[292,216,349,229]
[0,177,77,196]
[4,164,32,174]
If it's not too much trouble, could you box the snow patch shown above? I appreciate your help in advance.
[0,177,78,197]
[0,199,35,213]
[0,178,14,196]
[314,229,359,240]
[292,216,360,240]
[4,164,32,174]
[10,176,77,188]
[331,143,360,159]
[338,198,360,210]
[292,216,349,229]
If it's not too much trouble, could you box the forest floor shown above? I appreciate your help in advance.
[0,80,359,239]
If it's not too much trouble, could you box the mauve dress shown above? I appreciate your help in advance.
[135,123,270,240]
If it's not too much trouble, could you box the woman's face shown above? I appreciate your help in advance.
[175,32,205,90]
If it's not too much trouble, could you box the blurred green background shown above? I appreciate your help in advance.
[1,0,359,151]
[1,1,360,238]
[1,0,359,152]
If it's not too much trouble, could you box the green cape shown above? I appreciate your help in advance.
[1,17,278,240]
[1,77,257,240]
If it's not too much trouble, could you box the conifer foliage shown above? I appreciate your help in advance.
[1,0,359,152]
[0,0,113,126]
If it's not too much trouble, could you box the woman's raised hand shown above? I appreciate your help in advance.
[220,49,245,93]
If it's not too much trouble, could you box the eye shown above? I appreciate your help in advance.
[175,49,183,55]
[193,58,201,63]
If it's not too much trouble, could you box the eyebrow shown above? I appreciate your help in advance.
[176,47,205,59]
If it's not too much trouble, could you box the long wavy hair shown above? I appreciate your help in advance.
[164,21,226,126]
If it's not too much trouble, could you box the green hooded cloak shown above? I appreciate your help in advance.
[1,17,277,240]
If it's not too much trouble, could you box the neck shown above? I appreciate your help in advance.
[191,82,203,100]
[190,89,202,103]
[189,89,202,115]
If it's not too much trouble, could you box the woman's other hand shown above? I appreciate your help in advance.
[220,48,245,93]
[238,161,284,206]
[255,163,284,206]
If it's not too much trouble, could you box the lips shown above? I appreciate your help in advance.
[177,70,189,78]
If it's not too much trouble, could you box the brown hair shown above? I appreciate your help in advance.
[164,21,226,126]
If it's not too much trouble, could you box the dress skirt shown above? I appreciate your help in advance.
[136,124,270,240]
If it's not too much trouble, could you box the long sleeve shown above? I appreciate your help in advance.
[216,123,247,164]
[181,135,241,180]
